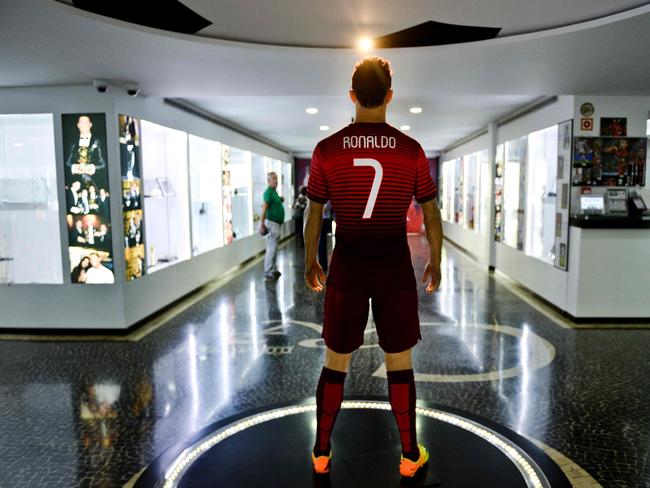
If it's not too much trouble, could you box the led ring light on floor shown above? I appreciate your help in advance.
[161,401,549,488]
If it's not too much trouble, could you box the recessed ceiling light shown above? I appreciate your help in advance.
[306,107,319,115]
[400,125,410,131]
[358,37,374,51]
[319,125,330,131]
[409,107,423,114]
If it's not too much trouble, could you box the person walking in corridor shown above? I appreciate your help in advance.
[260,171,285,280]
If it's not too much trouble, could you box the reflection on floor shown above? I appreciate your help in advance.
[0,235,648,487]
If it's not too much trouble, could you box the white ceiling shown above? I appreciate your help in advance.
[184,0,650,46]
[1,1,650,155]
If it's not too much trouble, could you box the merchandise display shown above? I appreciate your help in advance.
[0,113,63,284]
[141,120,191,273]
[62,113,115,284]
[189,134,223,255]
[119,115,146,281]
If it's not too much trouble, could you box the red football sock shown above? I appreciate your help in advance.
[314,367,346,456]
[387,369,419,461]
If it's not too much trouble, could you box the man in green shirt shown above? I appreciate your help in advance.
[260,171,285,280]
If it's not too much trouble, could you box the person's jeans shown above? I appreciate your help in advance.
[264,219,281,276]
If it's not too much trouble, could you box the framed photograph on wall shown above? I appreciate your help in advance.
[600,117,627,137]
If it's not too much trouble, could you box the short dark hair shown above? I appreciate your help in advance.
[351,56,392,109]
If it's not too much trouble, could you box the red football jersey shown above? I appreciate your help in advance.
[308,121,435,231]
[307,122,435,287]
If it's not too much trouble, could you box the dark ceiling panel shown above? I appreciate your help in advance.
[374,20,501,48]
[72,0,212,34]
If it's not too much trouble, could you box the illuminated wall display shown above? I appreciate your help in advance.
[0,113,63,284]
[140,120,191,273]
[554,120,572,270]
[119,115,146,281]
[62,113,115,284]
[189,134,223,255]
[221,145,234,245]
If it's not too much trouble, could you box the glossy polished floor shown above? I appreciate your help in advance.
[1,235,649,488]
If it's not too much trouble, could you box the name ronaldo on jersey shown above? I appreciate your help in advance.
[343,135,397,149]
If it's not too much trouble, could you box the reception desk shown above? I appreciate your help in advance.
[566,224,650,319]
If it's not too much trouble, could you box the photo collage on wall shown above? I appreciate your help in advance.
[573,137,646,187]
[62,113,115,284]
[554,120,573,271]
[119,115,146,281]
[222,144,234,245]
[493,144,505,242]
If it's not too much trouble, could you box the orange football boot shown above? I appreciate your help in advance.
[399,444,429,478]
[312,449,332,474]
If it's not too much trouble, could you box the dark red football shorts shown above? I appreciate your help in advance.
[323,283,420,354]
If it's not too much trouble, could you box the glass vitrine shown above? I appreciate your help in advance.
[282,161,293,220]
[140,120,191,273]
[189,134,223,256]
[251,153,267,228]
[0,114,63,284]
[525,125,558,264]
[502,136,527,250]
[229,147,253,240]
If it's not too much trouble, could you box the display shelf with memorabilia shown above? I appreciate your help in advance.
[140,120,191,274]
[229,146,253,240]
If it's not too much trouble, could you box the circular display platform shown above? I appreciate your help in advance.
[135,398,571,488]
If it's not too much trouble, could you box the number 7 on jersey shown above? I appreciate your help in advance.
[353,158,383,219]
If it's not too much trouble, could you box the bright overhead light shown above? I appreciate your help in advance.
[12,142,23,147]
[400,125,410,131]
[319,125,330,131]
[305,107,318,115]
[409,107,423,114]
[358,37,374,51]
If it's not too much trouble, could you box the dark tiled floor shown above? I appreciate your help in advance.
[1,235,649,487]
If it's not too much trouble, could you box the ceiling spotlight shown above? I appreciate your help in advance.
[306,107,319,115]
[358,37,374,51]
[319,125,330,131]
[400,125,411,131]
[409,107,423,114]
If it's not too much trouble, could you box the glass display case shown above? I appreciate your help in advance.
[502,136,527,250]
[454,158,463,224]
[229,146,253,240]
[189,134,223,256]
[439,159,455,223]
[251,153,267,228]
[462,153,478,230]
[282,161,293,221]
[140,120,191,273]
[477,150,490,235]
[0,114,63,284]
[525,125,558,264]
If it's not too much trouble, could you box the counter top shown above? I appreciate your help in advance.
[570,215,650,229]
